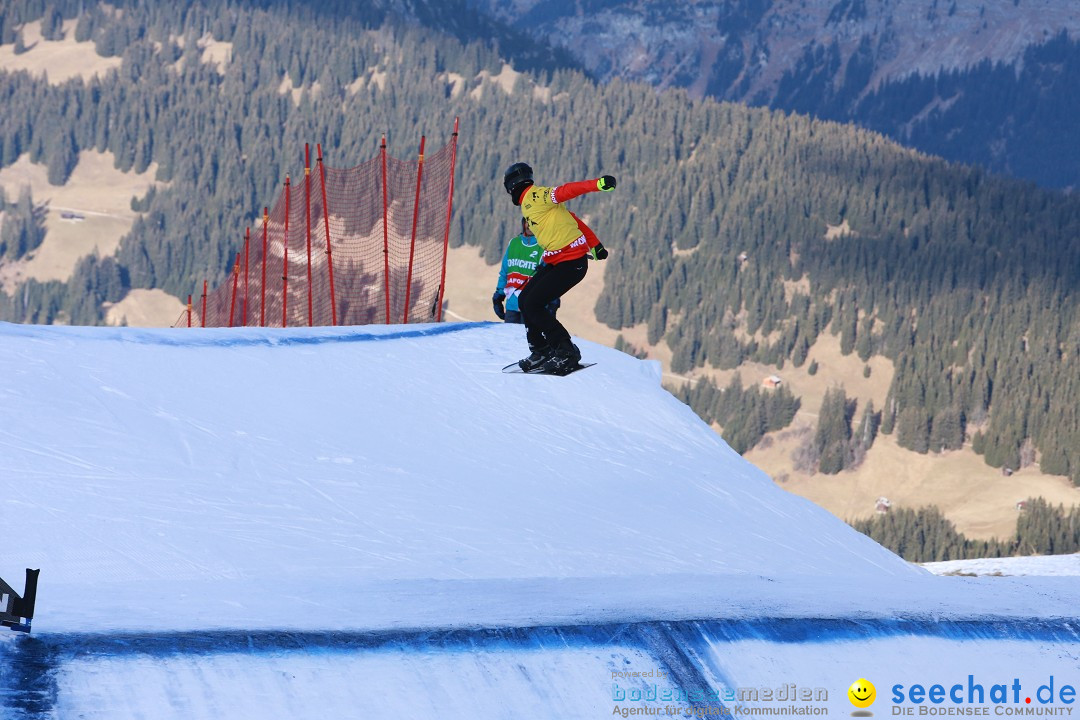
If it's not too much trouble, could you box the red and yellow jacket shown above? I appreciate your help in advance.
[519,180,602,264]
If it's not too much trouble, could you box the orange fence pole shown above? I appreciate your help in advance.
[282,176,291,328]
[305,143,313,327]
[402,135,425,324]
[228,252,241,328]
[436,117,459,322]
[317,143,337,326]
[243,227,250,326]
[260,208,268,327]
[381,135,390,324]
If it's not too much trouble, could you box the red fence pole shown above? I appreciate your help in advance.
[436,117,460,322]
[201,280,207,328]
[282,176,291,328]
[317,143,337,326]
[228,252,241,328]
[187,294,192,328]
[381,135,390,324]
[402,135,425,324]
[305,143,313,327]
[243,227,250,327]
[260,208,268,327]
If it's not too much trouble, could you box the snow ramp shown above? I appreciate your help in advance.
[1,321,1078,719]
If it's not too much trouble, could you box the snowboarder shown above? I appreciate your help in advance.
[502,162,614,373]
[492,218,559,324]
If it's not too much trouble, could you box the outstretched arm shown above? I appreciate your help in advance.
[552,175,616,203]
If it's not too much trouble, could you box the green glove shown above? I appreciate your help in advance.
[597,175,616,192]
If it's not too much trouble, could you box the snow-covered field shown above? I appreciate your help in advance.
[925,553,1080,577]
[1,322,1078,719]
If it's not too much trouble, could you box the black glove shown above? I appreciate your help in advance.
[598,175,616,192]
[492,291,506,320]
[593,243,609,260]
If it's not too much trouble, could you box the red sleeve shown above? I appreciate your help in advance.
[570,212,600,248]
[552,179,599,204]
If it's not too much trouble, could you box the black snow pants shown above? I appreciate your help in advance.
[518,256,588,351]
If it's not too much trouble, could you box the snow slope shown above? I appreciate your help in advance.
[0,320,929,634]
[2,321,1079,719]
[925,553,1080,577]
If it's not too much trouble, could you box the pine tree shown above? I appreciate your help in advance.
[0,12,16,45]
[855,399,881,451]
[929,406,965,452]
[47,132,77,186]
[41,5,64,41]
[896,407,931,453]
[74,9,94,42]
[815,386,853,474]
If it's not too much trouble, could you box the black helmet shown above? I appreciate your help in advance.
[503,162,533,195]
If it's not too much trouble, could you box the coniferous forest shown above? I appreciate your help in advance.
[772,29,1080,191]
[852,499,1080,563]
[1,0,1079,485]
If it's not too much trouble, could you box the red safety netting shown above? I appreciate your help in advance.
[175,126,459,328]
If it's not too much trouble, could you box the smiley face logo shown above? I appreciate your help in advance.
[848,678,876,709]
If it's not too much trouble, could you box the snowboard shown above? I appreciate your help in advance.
[501,361,596,377]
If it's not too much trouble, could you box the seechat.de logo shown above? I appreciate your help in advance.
[849,678,877,715]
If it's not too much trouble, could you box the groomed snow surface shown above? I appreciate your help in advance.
[924,554,1080,577]
[1,322,1078,719]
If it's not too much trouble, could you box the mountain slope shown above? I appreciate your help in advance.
[469,0,1080,101]
[466,0,1080,188]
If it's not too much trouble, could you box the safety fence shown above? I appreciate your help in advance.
[174,120,459,328]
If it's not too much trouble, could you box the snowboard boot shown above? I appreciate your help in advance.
[537,340,581,374]
[518,344,553,373]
